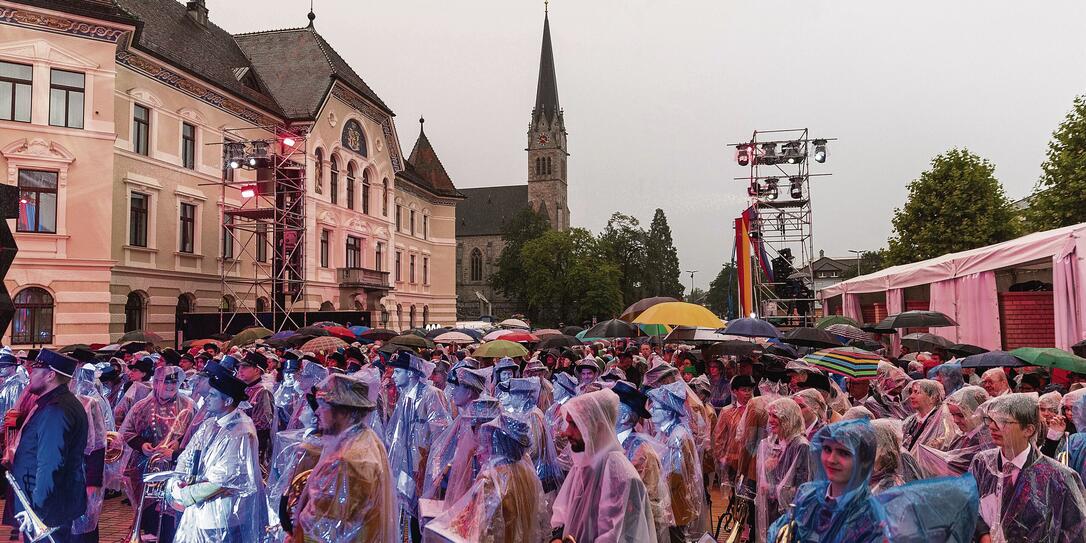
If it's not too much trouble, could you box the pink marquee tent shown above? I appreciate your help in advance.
[819,223,1086,352]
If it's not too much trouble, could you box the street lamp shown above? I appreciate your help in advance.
[847,250,864,276]
[684,270,697,299]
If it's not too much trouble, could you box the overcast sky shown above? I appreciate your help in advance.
[214,0,1086,291]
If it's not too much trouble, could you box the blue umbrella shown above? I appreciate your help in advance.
[349,325,370,337]
[958,350,1025,369]
[269,330,296,341]
[722,317,779,338]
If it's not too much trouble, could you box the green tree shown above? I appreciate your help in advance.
[644,208,685,298]
[597,213,647,307]
[686,287,707,304]
[520,229,623,325]
[490,207,550,306]
[1026,95,1086,231]
[706,263,738,319]
[885,149,1021,266]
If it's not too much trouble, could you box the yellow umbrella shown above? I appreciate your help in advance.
[633,301,725,329]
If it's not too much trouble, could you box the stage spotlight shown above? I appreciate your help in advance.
[760,142,778,165]
[229,159,240,169]
[282,136,296,147]
[747,181,761,197]
[789,177,803,199]
[782,140,805,164]
[240,184,257,198]
[736,144,752,166]
[813,139,828,163]
[764,177,779,200]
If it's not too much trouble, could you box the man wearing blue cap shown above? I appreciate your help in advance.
[10,349,89,542]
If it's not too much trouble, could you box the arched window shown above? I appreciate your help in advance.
[124,291,145,332]
[346,162,355,210]
[409,305,417,328]
[534,157,540,175]
[382,179,389,216]
[313,148,324,194]
[423,305,430,326]
[220,295,235,313]
[320,301,335,311]
[361,170,371,215]
[176,293,194,330]
[329,155,339,205]
[255,297,268,312]
[470,248,483,282]
[12,288,53,345]
[546,156,552,175]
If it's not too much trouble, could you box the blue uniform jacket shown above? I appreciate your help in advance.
[10,385,88,527]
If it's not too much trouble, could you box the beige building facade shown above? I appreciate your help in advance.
[0,0,462,348]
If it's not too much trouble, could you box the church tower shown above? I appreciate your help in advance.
[527,7,569,230]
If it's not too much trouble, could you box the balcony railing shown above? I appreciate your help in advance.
[337,267,390,290]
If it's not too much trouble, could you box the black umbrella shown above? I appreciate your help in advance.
[538,335,583,350]
[901,333,955,352]
[781,327,845,349]
[561,326,585,336]
[959,351,1026,369]
[208,332,233,341]
[451,328,483,341]
[861,322,897,335]
[722,317,779,338]
[1072,339,1086,358]
[702,340,759,358]
[878,311,958,329]
[765,342,800,359]
[287,334,317,348]
[663,326,728,343]
[424,327,453,339]
[847,338,885,352]
[296,326,330,337]
[583,319,639,338]
[947,343,988,358]
[359,328,399,342]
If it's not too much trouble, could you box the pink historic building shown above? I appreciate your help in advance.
[0,0,463,347]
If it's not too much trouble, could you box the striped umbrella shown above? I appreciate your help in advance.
[804,347,882,379]
[825,324,874,342]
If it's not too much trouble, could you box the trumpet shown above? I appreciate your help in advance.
[5,472,56,543]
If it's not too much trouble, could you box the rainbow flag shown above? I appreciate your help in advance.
[734,216,753,316]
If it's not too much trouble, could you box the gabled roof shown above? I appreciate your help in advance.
[235,24,392,120]
[113,0,283,115]
[399,121,463,199]
[455,185,529,237]
[10,0,138,26]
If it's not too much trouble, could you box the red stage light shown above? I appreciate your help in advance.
[240,184,257,198]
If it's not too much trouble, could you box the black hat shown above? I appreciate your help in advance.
[620,348,637,358]
[281,358,302,373]
[345,347,365,362]
[801,371,833,394]
[180,353,196,365]
[612,380,651,419]
[388,351,426,375]
[731,375,757,390]
[203,342,221,352]
[25,349,40,362]
[161,348,182,367]
[99,364,121,384]
[241,351,268,371]
[0,352,18,367]
[201,359,232,380]
[209,373,249,403]
[69,347,97,363]
[327,352,346,365]
[129,357,154,378]
[34,349,78,378]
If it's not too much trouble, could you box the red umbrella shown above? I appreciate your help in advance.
[324,326,358,342]
[501,331,540,343]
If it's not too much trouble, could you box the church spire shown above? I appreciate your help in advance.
[533,7,560,123]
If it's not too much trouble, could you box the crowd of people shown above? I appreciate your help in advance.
[2,332,1086,542]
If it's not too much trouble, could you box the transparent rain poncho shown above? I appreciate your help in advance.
[265,427,323,540]
[273,368,304,431]
[927,363,965,396]
[874,474,979,542]
[385,373,452,525]
[873,365,914,420]
[916,386,993,477]
[0,364,28,418]
[793,388,828,441]
[286,362,330,431]
[968,392,1086,543]
[868,418,922,494]
[169,407,269,543]
[900,379,957,454]
[1067,391,1086,483]
[424,415,546,543]
[756,397,812,541]
[550,389,658,542]
[422,397,482,504]
[296,420,396,543]
[648,381,707,538]
[500,377,564,494]
[767,419,889,543]
[616,402,673,543]
[70,363,109,537]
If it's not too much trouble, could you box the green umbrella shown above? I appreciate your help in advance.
[473,339,529,358]
[227,326,273,349]
[390,334,434,349]
[816,316,861,330]
[637,323,671,336]
[1010,347,1086,374]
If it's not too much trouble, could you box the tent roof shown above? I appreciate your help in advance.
[819,222,1086,298]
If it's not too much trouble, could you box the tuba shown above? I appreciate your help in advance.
[278,468,312,533]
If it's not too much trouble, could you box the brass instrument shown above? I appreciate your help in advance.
[279,468,313,533]
[775,517,798,543]
[724,496,751,543]
[104,431,124,463]
[128,405,193,543]
[5,472,56,543]
[1058,450,1070,466]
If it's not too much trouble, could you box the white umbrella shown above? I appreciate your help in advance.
[433,331,475,344]
[499,318,530,330]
